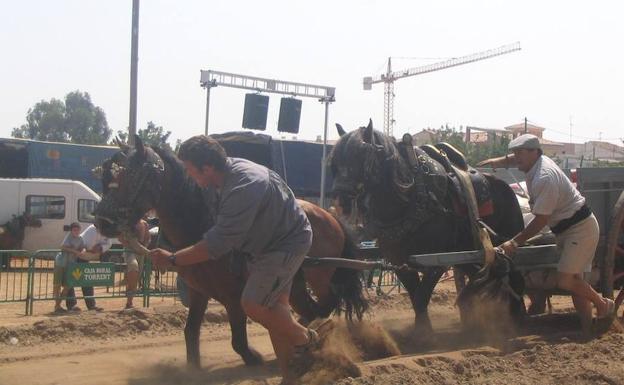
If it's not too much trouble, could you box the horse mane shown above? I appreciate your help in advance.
[330,126,414,191]
[150,146,215,247]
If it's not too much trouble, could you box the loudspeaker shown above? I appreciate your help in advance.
[277,98,302,134]
[242,94,269,130]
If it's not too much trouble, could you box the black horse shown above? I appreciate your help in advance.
[329,120,525,332]
[94,136,367,367]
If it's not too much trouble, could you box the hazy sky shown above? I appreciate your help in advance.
[1,0,623,145]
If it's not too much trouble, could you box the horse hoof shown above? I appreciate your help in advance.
[243,349,264,366]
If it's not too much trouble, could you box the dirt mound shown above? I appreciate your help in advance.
[295,317,401,385]
[335,332,624,385]
[0,306,228,347]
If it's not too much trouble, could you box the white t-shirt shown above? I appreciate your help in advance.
[525,155,585,228]
[80,224,112,253]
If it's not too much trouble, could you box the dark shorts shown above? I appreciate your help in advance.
[241,250,306,308]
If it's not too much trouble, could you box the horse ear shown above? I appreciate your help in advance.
[134,135,146,157]
[114,136,131,152]
[363,119,374,144]
[336,123,346,137]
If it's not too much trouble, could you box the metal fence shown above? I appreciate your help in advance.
[0,249,180,315]
[1,249,404,314]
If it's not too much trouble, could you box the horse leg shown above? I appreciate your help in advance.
[225,302,264,366]
[411,267,446,333]
[185,287,208,368]
[303,267,339,318]
[289,269,320,325]
[395,269,422,321]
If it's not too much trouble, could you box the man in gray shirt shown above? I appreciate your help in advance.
[479,134,614,334]
[148,135,313,384]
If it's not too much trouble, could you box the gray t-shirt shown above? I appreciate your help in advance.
[203,158,312,259]
[525,155,585,228]
[61,233,86,265]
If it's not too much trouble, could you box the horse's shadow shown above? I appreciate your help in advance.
[127,360,280,385]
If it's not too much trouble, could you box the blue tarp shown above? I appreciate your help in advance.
[212,131,333,198]
[26,141,118,193]
[0,138,117,193]
[1,134,333,197]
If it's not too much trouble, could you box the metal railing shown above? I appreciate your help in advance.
[0,249,180,315]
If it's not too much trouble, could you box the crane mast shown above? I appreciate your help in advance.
[364,42,521,137]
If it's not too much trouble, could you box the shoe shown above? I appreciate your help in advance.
[88,306,104,312]
[53,307,67,314]
[68,306,82,312]
[597,298,615,320]
[293,328,319,358]
[124,304,135,310]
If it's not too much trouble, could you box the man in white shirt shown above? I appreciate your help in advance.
[66,224,111,311]
[479,134,614,334]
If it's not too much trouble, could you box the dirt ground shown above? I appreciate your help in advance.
[1,280,623,385]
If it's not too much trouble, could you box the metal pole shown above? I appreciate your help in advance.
[128,0,140,145]
[319,100,330,208]
[204,86,211,136]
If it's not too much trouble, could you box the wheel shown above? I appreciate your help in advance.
[605,190,624,301]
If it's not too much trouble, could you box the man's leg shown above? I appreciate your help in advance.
[572,294,592,335]
[242,293,309,381]
[53,284,63,310]
[65,287,77,310]
[82,286,97,310]
[557,272,609,317]
[126,270,138,308]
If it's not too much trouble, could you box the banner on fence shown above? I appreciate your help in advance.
[66,263,114,287]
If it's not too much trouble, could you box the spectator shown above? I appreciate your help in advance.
[120,219,150,309]
[66,224,111,312]
[53,222,85,313]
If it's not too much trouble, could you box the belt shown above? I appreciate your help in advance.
[550,204,591,235]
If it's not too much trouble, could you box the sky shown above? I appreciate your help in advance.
[1,0,623,146]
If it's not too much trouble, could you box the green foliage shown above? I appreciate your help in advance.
[115,121,174,151]
[418,125,511,165]
[12,91,111,144]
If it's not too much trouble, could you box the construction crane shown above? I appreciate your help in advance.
[364,42,521,137]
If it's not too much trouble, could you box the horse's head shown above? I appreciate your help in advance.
[328,119,390,215]
[94,136,164,238]
[20,213,42,228]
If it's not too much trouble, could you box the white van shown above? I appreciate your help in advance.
[0,178,101,251]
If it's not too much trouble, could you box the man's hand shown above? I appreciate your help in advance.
[148,248,173,269]
[499,239,518,256]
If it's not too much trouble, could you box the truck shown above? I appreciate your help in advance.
[0,178,101,252]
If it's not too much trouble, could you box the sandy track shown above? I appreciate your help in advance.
[1,282,623,385]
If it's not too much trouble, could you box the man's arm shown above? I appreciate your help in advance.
[477,153,516,170]
[148,240,213,268]
[500,214,550,254]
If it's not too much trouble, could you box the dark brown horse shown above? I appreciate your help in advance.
[94,136,367,367]
[329,120,525,332]
[0,213,42,250]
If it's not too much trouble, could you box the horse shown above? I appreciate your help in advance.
[0,213,42,250]
[329,120,525,333]
[93,136,368,368]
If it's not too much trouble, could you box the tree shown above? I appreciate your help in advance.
[115,121,174,151]
[11,91,112,145]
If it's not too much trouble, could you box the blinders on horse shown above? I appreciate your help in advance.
[95,141,165,232]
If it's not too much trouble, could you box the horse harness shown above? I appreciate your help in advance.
[368,135,494,245]
[97,153,165,230]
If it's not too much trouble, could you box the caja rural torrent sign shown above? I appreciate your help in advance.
[66,263,115,287]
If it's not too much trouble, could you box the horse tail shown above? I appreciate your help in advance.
[329,220,369,321]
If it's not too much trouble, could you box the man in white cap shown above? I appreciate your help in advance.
[479,134,614,334]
